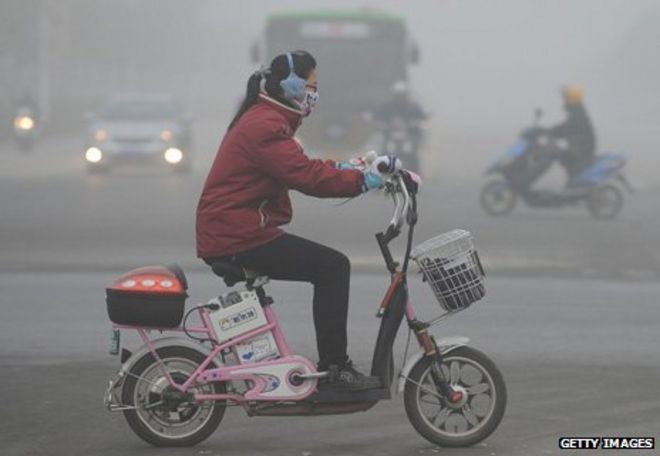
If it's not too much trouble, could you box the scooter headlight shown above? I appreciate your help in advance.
[164,148,183,164]
[14,116,35,131]
[86,147,103,163]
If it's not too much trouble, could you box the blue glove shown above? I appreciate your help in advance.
[336,162,355,170]
[361,171,384,192]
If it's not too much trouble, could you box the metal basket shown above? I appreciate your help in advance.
[410,229,486,313]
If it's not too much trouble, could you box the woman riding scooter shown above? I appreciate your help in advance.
[196,50,386,391]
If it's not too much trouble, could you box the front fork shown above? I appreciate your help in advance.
[412,321,463,404]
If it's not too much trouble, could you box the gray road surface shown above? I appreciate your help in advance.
[1,272,659,456]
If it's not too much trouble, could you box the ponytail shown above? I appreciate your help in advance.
[227,69,268,131]
[227,51,316,131]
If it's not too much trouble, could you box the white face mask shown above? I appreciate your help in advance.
[297,90,319,117]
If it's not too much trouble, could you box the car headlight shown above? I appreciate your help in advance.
[164,148,183,164]
[94,129,108,141]
[14,116,35,131]
[160,129,173,141]
[86,147,103,163]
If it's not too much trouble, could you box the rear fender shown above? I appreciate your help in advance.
[396,336,470,393]
[104,337,218,411]
[117,336,218,376]
[577,153,628,186]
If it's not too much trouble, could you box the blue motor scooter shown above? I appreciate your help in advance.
[480,110,632,219]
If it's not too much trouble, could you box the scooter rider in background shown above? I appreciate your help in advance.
[197,50,389,392]
[373,81,427,152]
[543,85,596,182]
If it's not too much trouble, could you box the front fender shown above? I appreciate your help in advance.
[396,336,470,393]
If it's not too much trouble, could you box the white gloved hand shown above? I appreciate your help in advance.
[345,150,375,171]
[347,151,401,176]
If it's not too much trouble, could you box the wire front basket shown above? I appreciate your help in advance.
[410,229,486,313]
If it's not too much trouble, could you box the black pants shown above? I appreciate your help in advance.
[205,234,351,369]
[558,148,595,179]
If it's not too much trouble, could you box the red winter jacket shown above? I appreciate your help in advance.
[196,94,365,258]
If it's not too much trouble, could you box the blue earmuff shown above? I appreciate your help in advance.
[279,52,306,99]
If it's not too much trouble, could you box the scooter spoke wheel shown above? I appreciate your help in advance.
[121,346,226,447]
[480,179,516,216]
[404,346,506,447]
[587,183,623,219]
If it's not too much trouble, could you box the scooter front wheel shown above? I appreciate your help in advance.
[404,346,506,447]
[121,346,226,447]
[480,179,516,216]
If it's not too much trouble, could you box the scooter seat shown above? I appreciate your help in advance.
[210,259,254,287]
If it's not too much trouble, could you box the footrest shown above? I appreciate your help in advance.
[305,387,390,403]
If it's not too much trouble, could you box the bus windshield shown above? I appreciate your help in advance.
[264,13,408,111]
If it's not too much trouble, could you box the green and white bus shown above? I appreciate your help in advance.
[252,10,419,157]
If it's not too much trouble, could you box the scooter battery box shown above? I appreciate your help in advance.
[208,291,268,344]
[235,332,279,364]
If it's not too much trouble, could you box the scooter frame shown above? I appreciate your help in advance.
[105,174,466,415]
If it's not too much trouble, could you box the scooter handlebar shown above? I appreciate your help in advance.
[385,173,411,234]
[362,152,415,234]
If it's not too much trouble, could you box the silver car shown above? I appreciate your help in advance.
[84,93,192,173]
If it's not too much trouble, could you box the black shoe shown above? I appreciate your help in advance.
[319,360,382,391]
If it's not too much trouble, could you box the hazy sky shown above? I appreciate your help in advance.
[7,0,655,181]
[202,0,658,122]
[196,0,659,181]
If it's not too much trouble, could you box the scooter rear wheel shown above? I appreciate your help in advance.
[121,346,226,447]
[404,346,506,447]
[586,183,623,219]
[480,179,516,216]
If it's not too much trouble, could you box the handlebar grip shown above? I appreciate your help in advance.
[374,155,401,174]
[377,161,390,173]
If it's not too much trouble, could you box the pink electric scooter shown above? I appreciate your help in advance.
[104,170,506,447]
